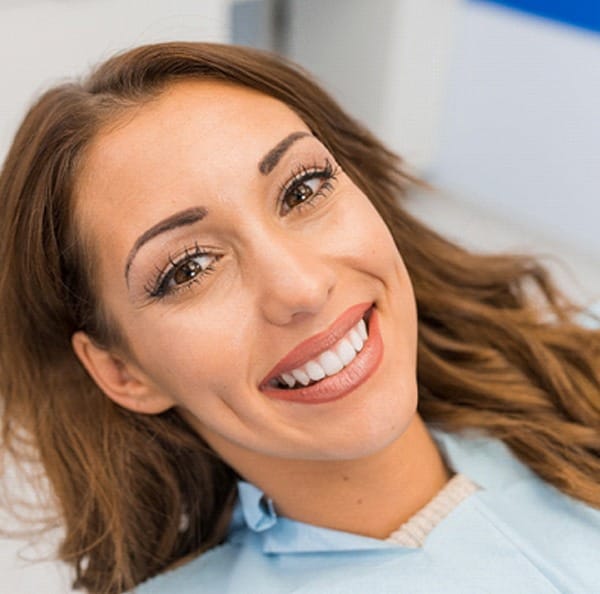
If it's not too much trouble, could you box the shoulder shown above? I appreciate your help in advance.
[431,428,535,488]
[133,541,244,593]
[432,428,600,591]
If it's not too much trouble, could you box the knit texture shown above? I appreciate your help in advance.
[386,474,479,547]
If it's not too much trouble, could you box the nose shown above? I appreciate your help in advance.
[251,231,337,326]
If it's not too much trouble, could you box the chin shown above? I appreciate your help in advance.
[301,384,419,462]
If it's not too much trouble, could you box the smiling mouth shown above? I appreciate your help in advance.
[260,303,383,404]
[262,307,374,391]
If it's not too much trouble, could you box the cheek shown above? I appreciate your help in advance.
[123,304,255,400]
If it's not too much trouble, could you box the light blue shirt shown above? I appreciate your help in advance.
[136,429,600,593]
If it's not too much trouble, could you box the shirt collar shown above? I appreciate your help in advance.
[234,480,414,554]
[237,481,278,532]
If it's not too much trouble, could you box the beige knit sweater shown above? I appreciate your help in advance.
[386,474,479,547]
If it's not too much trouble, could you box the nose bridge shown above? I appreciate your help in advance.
[248,224,336,324]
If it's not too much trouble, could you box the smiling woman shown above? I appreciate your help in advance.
[0,43,599,594]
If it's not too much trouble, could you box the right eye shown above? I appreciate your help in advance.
[171,254,212,285]
[147,247,220,299]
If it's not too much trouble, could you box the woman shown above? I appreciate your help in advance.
[0,42,598,594]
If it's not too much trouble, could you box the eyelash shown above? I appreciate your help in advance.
[145,242,220,299]
[278,158,339,216]
[146,158,340,300]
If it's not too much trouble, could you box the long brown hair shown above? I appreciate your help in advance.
[1,42,599,594]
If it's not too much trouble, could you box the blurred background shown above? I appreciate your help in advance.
[1,1,599,592]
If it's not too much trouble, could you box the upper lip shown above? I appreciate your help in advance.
[260,301,373,387]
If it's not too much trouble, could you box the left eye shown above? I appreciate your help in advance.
[283,177,321,211]
[170,254,213,286]
[279,159,338,216]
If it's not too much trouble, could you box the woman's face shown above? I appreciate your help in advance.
[76,80,418,464]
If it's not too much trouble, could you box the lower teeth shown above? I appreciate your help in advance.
[272,311,371,390]
[271,374,329,389]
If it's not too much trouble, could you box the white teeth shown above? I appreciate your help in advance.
[305,361,326,381]
[280,372,296,388]
[357,318,368,341]
[291,369,311,386]
[273,313,370,389]
[336,338,357,365]
[318,350,344,375]
[348,329,364,352]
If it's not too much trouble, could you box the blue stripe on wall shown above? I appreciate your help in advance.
[472,0,600,34]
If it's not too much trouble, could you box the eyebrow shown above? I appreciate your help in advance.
[258,131,311,175]
[124,206,207,280]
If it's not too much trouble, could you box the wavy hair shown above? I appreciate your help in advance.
[1,42,599,593]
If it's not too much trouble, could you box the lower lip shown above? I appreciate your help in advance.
[261,307,384,404]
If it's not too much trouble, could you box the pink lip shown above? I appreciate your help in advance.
[259,301,373,387]
[261,307,383,404]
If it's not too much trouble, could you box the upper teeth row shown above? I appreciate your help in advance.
[275,317,368,388]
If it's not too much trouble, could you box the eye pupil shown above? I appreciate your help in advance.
[173,259,202,285]
[289,182,313,207]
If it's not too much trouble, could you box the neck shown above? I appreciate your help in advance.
[210,414,451,540]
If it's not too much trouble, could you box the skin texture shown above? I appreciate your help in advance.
[72,80,450,538]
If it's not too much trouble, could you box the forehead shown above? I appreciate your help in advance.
[75,79,311,246]
[81,79,307,182]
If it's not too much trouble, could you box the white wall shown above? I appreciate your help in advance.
[0,3,231,593]
[0,0,230,164]
[432,1,600,259]
[286,0,460,170]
